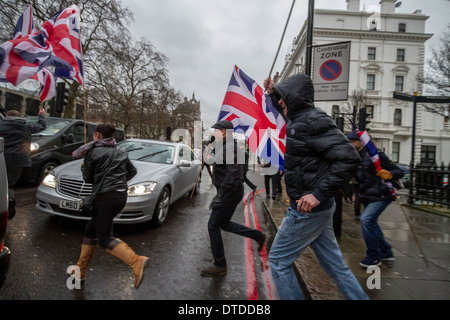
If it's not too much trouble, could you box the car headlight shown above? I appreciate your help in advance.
[128,182,157,196]
[30,142,39,152]
[42,173,56,188]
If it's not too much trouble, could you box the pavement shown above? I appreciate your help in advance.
[261,186,450,300]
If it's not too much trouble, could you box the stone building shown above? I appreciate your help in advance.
[277,0,450,165]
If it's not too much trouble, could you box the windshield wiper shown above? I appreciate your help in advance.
[136,150,167,161]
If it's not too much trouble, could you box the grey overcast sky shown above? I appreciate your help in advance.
[127,0,449,128]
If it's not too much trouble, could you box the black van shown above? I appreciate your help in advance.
[20,117,125,184]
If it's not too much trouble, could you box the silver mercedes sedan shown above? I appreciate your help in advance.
[36,139,201,226]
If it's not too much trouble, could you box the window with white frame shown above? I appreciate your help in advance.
[392,142,400,163]
[394,108,402,125]
[396,49,405,62]
[368,47,376,60]
[395,76,404,92]
[366,74,375,90]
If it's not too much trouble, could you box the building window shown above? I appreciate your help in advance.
[420,145,436,164]
[368,47,376,60]
[366,74,375,90]
[366,105,374,118]
[398,23,406,33]
[392,142,400,163]
[395,76,404,92]
[394,108,402,125]
[396,49,405,62]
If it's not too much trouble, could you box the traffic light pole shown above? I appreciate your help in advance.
[304,0,315,77]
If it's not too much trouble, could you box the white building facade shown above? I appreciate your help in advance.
[277,0,450,165]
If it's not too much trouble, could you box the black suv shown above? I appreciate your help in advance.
[20,117,125,184]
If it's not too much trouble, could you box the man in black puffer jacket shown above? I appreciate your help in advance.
[264,74,368,300]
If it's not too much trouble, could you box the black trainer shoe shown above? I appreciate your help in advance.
[257,233,266,252]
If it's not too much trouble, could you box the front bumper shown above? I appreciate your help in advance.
[36,184,159,224]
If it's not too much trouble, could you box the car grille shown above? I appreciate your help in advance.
[58,177,93,198]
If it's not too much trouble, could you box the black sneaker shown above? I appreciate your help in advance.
[359,257,382,268]
[201,264,227,277]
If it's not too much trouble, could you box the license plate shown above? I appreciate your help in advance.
[59,200,81,211]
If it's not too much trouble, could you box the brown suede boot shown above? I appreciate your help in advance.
[72,239,97,281]
[106,241,149,288]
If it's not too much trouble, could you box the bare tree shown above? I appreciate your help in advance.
[0,0,134,118]
[419,23,450,118]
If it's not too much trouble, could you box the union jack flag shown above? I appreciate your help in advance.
[47,7,84,86]
[7,6,56,102]
[218,65,286,171]
[0,6,83,89]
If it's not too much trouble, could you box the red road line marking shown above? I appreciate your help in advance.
[249,190,274,300]
[244,192,258,300]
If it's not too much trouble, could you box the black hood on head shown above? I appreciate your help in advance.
[273,74,315,118]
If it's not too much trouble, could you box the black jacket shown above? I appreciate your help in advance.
[83,144,137,194]
[0,114,46,167]
[212,137,244,196]
[355,148,404,204]
[272,74,361,211]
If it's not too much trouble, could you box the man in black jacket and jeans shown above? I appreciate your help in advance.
[201,120,265,277]
[264,75,368,300]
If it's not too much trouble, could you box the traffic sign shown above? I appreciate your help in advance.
[312,41,351,101]
[319,60,342,81]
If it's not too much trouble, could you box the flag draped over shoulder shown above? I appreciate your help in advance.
[350,120,396,196]
[0,5,84,94]
[218,65,286,171]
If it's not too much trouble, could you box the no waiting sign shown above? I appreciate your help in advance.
[312,41,351,101]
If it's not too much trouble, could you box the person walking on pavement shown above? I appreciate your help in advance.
[0,108,46,219]
[201,120,266,277]
[347,131,403,268]
[70,124,149,288]
[259,157,281,200]
[264,75,368,300]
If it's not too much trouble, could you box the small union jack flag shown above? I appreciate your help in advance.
[218,65,286,171]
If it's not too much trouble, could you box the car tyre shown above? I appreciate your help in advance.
[151,186,171,227]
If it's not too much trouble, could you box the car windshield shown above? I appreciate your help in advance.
[119,141,174,164]
[25,117,73,137]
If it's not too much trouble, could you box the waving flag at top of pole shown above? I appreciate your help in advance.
[218,65,286,171]
[0,5,84,88]
[347,116,396,196]
[12,6,56,101]
[46,6,84,86]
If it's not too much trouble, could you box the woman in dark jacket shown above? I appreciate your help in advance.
[71,124,148,288]
[348,132,403,268]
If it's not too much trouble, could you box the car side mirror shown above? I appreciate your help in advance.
[62,133,74,144]
[179,160,191,168]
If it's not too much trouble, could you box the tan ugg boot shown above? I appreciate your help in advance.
[73,242,96,281]
[107,241,149,288]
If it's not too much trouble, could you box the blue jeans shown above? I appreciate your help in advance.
[360,200,393,260]
[269,205,368,300]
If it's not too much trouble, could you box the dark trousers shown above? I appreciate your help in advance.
[264,172,281,196]
[84,190,127,249]
[208,190,262,267]
[244,173,257,190]
[6,166,23,220]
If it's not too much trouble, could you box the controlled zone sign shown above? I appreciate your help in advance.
[312,41,351,101]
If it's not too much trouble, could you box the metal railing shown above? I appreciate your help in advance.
[409,162,450,208]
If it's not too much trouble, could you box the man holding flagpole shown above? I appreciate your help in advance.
[347,131,403,268]
[264,74,368,300]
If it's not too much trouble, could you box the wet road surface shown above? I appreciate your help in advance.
[0,170,277,300]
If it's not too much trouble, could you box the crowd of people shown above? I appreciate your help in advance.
[1,72,402,300]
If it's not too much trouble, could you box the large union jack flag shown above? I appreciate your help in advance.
[218,65,286,171]
[0,5,84,91]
